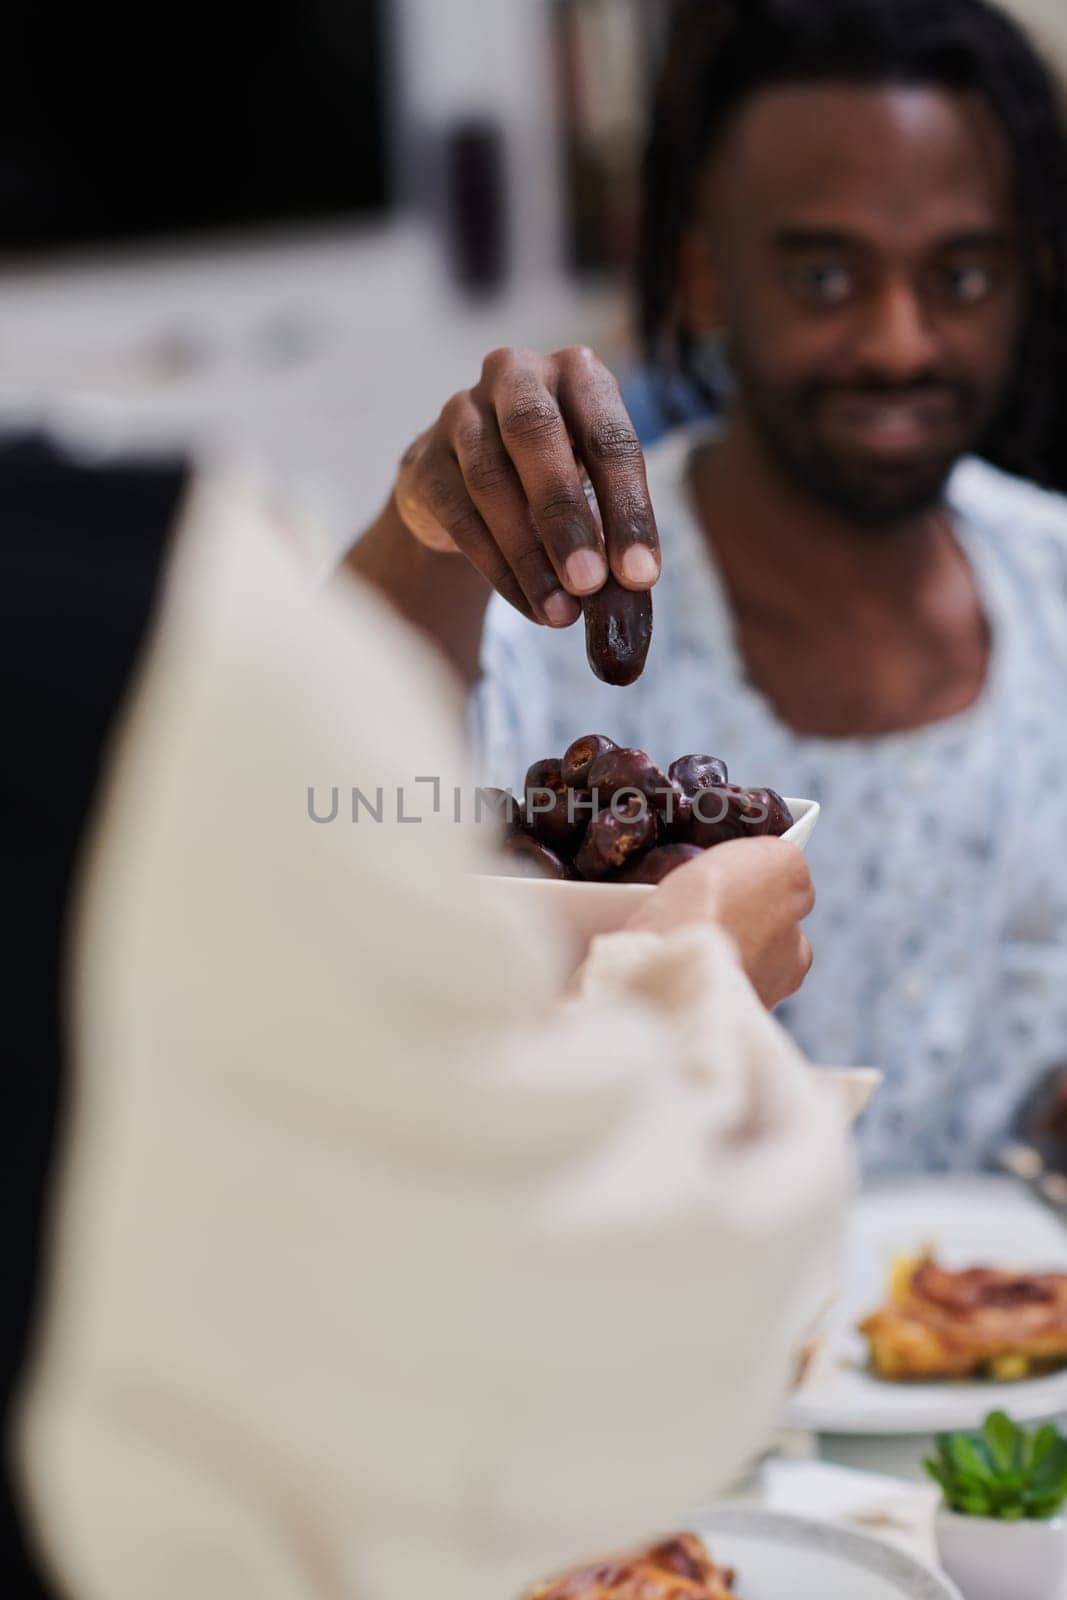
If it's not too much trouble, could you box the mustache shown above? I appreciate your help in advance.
[802,375,976,406]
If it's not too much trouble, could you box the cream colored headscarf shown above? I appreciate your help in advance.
[17,470,848,1600]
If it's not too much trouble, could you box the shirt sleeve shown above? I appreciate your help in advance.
[17,468,848,1600]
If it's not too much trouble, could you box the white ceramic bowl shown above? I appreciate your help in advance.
[483,796,820,950]
[936,1507,1067,1600]
[479,796,878,1125]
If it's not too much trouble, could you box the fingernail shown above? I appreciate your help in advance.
[542,589,580,627]
[564,549,608,594]
[621,545,659,587]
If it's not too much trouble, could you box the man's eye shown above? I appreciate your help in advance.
[790,263,855,306]
[941,264,996,305]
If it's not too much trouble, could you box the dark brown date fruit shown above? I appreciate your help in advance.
[582,578,653,686]
[499,833,571,880]
[686,785,793,847]
[658,789,693,841]
[741,788,794,838]
[661,754,730,841]
[617,844,705,884]
[524,759,591,856]
[668,753,729,795]
[685,783,751,849]
[476,786,525,834]
[575,795,657,879]
[524,758,562,796]
[561,733,617,789]
[585,747,679,817]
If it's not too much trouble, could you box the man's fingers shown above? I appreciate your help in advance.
[556,348,661,591]
[445,395,580,628]
[395,432,461,554]
[486,353,608,598]
[407,447,537,621]
[399,345,658,627]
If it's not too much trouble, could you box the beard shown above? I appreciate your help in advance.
[727,347,996,530]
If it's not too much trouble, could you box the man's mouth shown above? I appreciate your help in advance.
[816,388,965,459]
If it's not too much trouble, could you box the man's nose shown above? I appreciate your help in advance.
[855,281,940,382]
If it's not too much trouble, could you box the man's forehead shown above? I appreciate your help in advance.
[702,82,1017,237]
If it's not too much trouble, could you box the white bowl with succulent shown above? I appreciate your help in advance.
[926,1411,1067,1600]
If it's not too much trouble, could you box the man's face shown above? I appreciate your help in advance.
[686,84,1026,527]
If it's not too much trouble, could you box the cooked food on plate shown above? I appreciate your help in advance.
[489,737,794,882]
[859,1253,1067,1381]
[528,1533,737,1600]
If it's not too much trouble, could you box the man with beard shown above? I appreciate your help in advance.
[346,0,1067,1172]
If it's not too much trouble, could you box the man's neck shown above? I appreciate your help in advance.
[687,411,991,737]
[689,413,951,631]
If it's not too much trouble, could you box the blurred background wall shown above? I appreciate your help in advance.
[1006,0,1067,66]
[1,0,1064,557]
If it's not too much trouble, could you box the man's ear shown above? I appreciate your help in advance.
[679,227,725,337]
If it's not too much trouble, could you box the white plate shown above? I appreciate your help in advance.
[692,1507,960,1599]
[482,796,819,952]
[787,1175,1067,1435]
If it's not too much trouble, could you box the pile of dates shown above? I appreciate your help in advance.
[487,735,794,883]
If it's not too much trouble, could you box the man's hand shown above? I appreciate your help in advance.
[394,345,661,626]
[623,837,816,1010]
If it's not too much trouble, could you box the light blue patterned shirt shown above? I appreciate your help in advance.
[470,426,1067,1175]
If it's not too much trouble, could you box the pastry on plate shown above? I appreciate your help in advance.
[527,1533,736,1600]
[859,1252,1067,1381]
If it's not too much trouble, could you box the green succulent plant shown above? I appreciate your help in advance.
[925,1411,1067,1521]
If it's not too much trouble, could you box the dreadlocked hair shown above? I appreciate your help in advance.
[639,0,1067,491]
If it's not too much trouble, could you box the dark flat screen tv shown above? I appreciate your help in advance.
[2,1,390,255]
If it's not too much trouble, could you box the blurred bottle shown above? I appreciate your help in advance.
[444,116,509,295]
